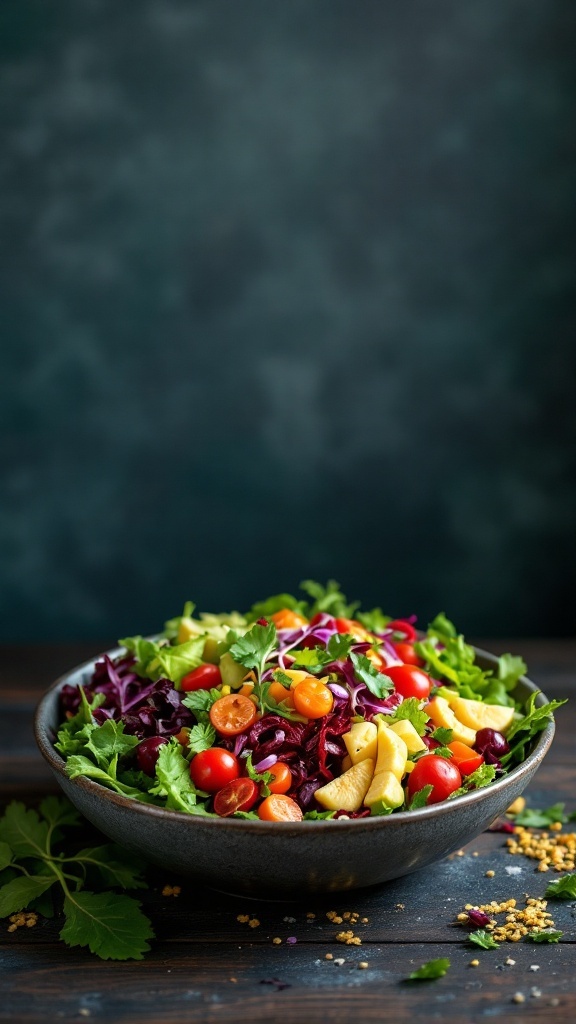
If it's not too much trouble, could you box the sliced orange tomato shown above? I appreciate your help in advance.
[270,608,309,630]
[268,681,296,708]
[258,794,303,821]
[209,694,258,736]
[292,678,334,719]
[267,762,293,794]
[447,740,484,776]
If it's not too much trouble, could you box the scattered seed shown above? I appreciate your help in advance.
[248,918,260,929]
[512,993,525,1004]
[485,870,495,878]
[469,959,480,967]
[237,914,250,923]
[272,938,282,945]
[358,962,369,969]
[506,958,516,965]
[325,953,333,960]
[529,965,540,972]
[162,885,181,897]
[530,987,542,998]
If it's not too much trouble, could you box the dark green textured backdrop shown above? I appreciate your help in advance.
[1,1,575,641]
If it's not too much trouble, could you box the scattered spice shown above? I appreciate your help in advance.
[306,912,316,919]
[325,953,333,960]
[7,912,38,933]
[358,961,369,970]
[248,918,260,929]
[469,959,480,967]
[161,885,181,897]
[512,992,525,1004]
[506,797,526,816]
[506,958,516,965]
[529,965,540,972]
[272,937,282,945]
[485,870,495,878]
[335,930,362,946]
[457,896,556,942]
[237,914,250,924]
[505,825,576,873]
[333,958,345,966]
[530,987,542,998]
[286,936,297,945]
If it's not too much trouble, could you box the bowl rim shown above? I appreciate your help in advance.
[34,642,555,832]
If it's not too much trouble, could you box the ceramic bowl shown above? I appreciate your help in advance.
[34,645,554,896]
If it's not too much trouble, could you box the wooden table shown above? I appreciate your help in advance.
[1,641,574,1023]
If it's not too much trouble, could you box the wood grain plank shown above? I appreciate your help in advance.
[0,941,572,1024]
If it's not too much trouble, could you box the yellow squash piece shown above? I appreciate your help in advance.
[374,720,408,781]
[426,696,477,746]
[364,770,404,813]
[450,695,515,736]
[389,719,427,755]
[315,758,375,812]
[343,721,378,765]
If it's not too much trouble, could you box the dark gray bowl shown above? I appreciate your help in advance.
[34,645,554,896]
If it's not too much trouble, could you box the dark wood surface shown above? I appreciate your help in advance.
[1,640,574,1024]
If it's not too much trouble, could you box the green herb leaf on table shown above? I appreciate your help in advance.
[544,874,576,900]
[0,875,57,917]
[389,697,429,736]
[60,890,154,961]
[72,845,148,890]
[38,796,82,831]
[512,803,568,828]
[350,652,393,699]
[0,802,49,859]
[408,785,433,809]
[526,930,563,943]
[469,929,500,949]
[407,957,451,980]
[0,842,13,872]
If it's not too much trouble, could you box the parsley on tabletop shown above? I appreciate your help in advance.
[512,802,570,828]
[406,957,451,980]
[544,874,576,900]
[526,930,563,943]
[468,929,500,949]
[0,798,153,960]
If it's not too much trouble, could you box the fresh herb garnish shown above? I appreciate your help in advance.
[242,753,274,797]
[501,693,567,767]
[544,874,576,900]
[468,929,500,949]
[448,764,497,799]
[431,726,453,744]
[526,930,563,943]
[389,697,429,736]
[408,785,433,809]
[350,652,393,699]
[512,802,569,828]
[0,799,153,960]
[229,621,278,713]
[407,957,450,980]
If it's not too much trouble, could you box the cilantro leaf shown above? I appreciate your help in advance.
[229,622,278,702]
[408,785,433,809]
[242,753,273,796]
[84,719,140,769]
[66,756,157,801]
[407,957,450,980]
[326,633,356,662]
[290,648,331,673]
[0,874,57,917]
[119,635,206,685]
[431,746,454,759]
[38,796,82,831]
[356,608,391,633]
[0,802,49,859]
[299,579,359,619]
[544,874,576,899]
[431,727,453,744]
[303,809,337,820]
[150,738,205,813]
[187,722,216,755]
[54,688,104,756]
[350,652,393,698]
[273,669,294,688]
[181,687,221,722]
[73,846,147,890]
[0,843,12,872]
[61,890,154,960]
[526,930,563,943]
[389,697,429,736]
[448,764,497,799]
[513,803,568,828]
[469,929,499,949]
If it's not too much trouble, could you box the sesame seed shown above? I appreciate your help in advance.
[506,958,516,965]
[306,912,316,919]
[237,914,250,923]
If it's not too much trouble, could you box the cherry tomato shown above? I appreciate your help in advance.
[270,608,309,630]
[267,762,292,794]
[447,741,484,776]
[387,619,417,642]
[258,794,303,821]
[292,678,334,719]
[136,736,168,776]
[209,694,258,736]
[393,642,425,667]
[385,665,432,700]
[407,754,462,805]
[190,748,240,792]
[334,618,372,641]
[180,663,222,692]
[310,612,332,627]
[213,778,259,817]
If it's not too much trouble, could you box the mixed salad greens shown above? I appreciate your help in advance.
[56,581,564,821]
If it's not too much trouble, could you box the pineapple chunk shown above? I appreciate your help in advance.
[343,721,378,765]
[403,760,417,774]
[450,695,515,736]
[315,758,375,812]
[341,754,353,772]
[375,721,408,781]
[281,669,311,689]
[389,719,427,754]
[177,616,204,643]
[427,696,477,746]
[364,769,404,813]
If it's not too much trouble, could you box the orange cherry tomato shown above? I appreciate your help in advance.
[447,741,484,776]
[393,642,425,667]
[292,678,334,719]
[268,681,296,708]
[270,608,309,630]
[209,694,258,736]
[173,728,190,746]
[258,794,303,821]
[267,762,292,794]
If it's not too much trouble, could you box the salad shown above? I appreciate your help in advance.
[56,581,563,821]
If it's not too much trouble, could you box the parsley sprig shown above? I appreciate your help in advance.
[0,798,153,959]
[229,621,278,714]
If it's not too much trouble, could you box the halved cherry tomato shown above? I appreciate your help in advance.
[180,663,222,692]
[393,642,425,667]
[268,681,296,708]
[447,741,484,776]
[292,678,333,719]
[406,754,462,804]
[385,664,432,700]
[387,619,417,642]
[213,777,259,817]
[209,694,258,736]
[190,748,240,792]
[334,618,372,641]
[267,762,292,794]
[270,608,309,630]
[258,794,303,821]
